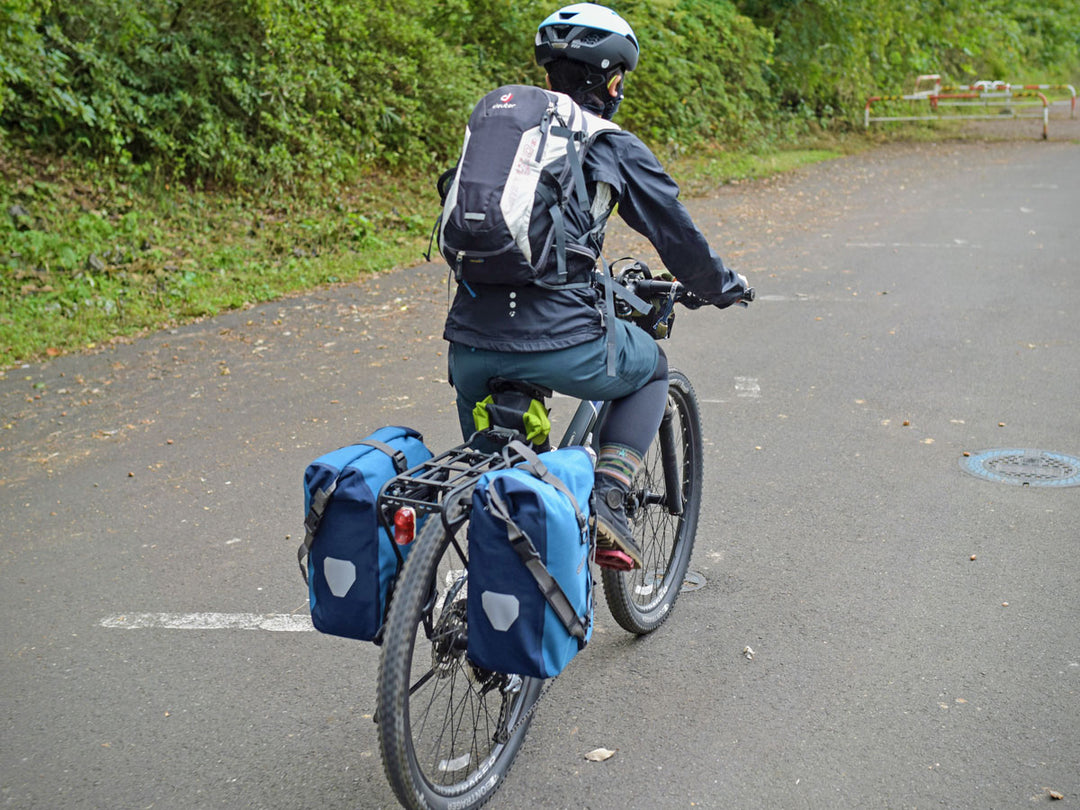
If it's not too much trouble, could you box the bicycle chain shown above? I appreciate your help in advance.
[496,675,557,744]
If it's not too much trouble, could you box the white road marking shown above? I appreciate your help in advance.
[99,612,313,631]
[845,241,982,249]
[734,377,761,398]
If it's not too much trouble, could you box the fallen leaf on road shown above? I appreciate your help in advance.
[585,748,616,762]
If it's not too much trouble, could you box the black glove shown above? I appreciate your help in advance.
[712,271,751,309]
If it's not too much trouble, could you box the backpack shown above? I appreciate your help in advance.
[437,84,618,291]
[466,443,595,679]
[298,426,433,642]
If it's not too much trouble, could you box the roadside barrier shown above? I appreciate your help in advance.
[941,81,1076,118]
[865,74,1077,139]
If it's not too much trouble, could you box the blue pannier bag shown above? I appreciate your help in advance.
[298,426,433,641]
[467,442,595,679]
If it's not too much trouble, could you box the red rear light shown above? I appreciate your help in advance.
[393,507,416,546]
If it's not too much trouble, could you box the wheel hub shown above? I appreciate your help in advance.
[430,600,467,676]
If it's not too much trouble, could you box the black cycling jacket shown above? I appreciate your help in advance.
[442,128,746,352]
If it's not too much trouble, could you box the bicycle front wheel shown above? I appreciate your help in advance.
[377,517,544,810]
[601,368,704,634]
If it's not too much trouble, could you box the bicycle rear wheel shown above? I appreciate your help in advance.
[601,369,703,634]
[377,517,544,810]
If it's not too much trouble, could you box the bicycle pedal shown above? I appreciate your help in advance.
[595,548,636,571]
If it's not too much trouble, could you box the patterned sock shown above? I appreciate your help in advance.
[595,443,643,489]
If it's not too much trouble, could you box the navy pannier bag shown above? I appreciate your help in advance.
[467,443,595,679]
[298,426,433,641]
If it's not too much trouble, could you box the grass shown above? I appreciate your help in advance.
[1,149,437,368]
[1,132,864,369]
[674,143,848,194]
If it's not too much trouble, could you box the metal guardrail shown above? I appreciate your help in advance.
[865,74,1077,140]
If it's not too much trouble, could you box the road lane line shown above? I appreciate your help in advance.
[99,612,314,631]
[734,377,761,398]
[845,241,982,248]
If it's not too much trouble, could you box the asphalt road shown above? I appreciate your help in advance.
[2,121,1078,809]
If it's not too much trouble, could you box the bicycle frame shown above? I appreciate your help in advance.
[376,389,685,554]
[376,264,746,542]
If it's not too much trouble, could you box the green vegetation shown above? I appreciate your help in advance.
[0,139,844,367]
[2,0,1078,367]
[0,151,432,365]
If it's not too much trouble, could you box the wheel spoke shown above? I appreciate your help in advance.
[601,370,703,634]
[378,519,545,809]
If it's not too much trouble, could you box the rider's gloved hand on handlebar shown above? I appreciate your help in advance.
[711,271,751,309]
[681,291,705,310]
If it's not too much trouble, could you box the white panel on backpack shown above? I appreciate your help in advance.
[501,127,544,262]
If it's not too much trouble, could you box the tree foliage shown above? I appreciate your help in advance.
[736,0,1080,114]
[2,0,1077,185]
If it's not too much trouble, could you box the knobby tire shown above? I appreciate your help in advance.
[377,518,544,810]
[601,369,704,634]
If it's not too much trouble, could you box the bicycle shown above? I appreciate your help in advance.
[373,260,754,810]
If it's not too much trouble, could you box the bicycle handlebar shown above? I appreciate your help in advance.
[613,265,753,341]
[620,275,756,310]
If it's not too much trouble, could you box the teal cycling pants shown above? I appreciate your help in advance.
[448,319,660,443]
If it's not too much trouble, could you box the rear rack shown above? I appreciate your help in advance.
[377,433,533,533]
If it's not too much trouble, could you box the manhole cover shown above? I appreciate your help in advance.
[681,571,707,592]
[960,449,1080,487]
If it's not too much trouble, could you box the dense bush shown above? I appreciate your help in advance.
[737,0,1080,115]
[2,0,1077,185]
[0,0,484,185]
[619,0,774,148]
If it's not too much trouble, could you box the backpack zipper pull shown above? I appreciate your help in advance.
[454,251,478,297]
[536,101,556,163]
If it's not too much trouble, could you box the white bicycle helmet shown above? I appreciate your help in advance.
[535,3,639,73]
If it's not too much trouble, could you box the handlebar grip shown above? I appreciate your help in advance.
[680,288,705,306]
[742,287,756,303]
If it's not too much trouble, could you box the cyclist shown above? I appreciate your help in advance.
[443,2,750,569]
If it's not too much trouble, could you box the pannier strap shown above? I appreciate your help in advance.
[504,441,586,531]
[357,438,410,474]
[297,438,411,583]
[486,485,588,645]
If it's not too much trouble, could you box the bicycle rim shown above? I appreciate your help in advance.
[601,369,703,634]
[377,518,544,810]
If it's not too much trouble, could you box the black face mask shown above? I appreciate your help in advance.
[601,84,624,120]
[576,70,624,120]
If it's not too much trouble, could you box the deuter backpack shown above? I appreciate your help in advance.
[298,426,433,642]
[437,84,618,291]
